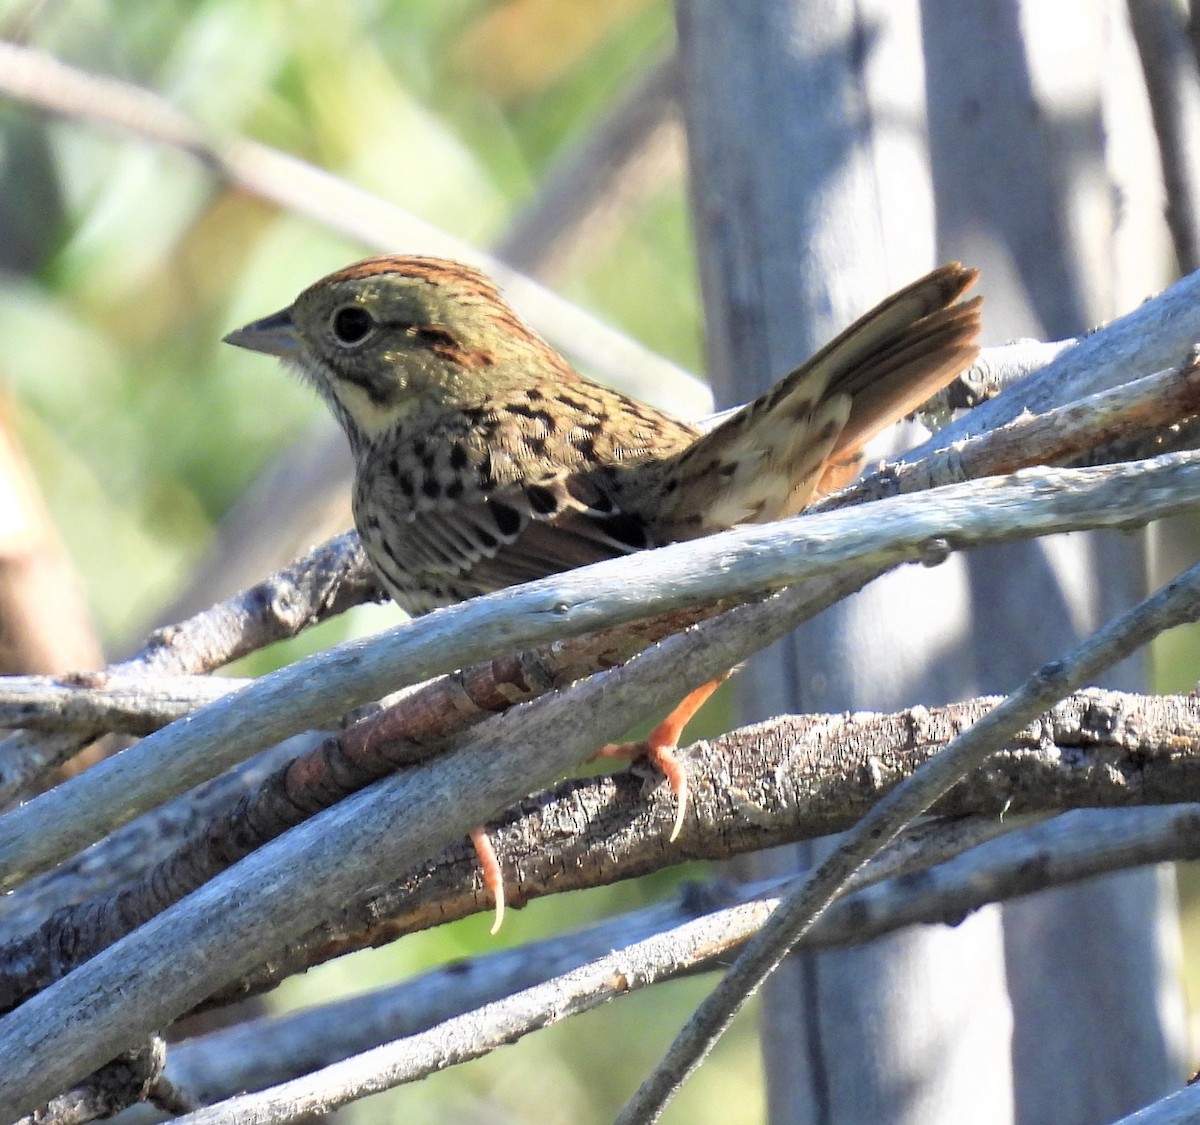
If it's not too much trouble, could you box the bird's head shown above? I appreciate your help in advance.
[224,256,538,445]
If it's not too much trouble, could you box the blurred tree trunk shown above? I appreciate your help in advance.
[924,5,1188,1120]
[676,1,1186,1122]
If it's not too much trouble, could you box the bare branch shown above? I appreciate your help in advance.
[162,805,1200,1110]
[0,532,378,804]
[619,561,1200,1123]
[906,266,1200,450]
[5,672,1197,1025]
[196,687,1200,1004]
[0,673,248,735]
[2,546,1195,1116]
[819,354,1200,511]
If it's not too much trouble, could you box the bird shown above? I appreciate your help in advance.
[225,255,982,926]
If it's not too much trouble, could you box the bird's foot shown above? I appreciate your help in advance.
[597,677,723,843]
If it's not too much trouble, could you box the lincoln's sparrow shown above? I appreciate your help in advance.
[226,257,981,916]
[226,257,980,614]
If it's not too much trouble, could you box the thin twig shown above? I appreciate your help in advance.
[169,898,775,1125]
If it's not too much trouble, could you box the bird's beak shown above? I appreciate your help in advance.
[223,308,300,357]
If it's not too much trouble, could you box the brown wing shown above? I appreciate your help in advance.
[352,391,699,612]
[357,466,671,611]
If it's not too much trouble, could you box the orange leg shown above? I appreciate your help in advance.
[469,826,505,934]
[597,676,726,843]
[472,676,724,932]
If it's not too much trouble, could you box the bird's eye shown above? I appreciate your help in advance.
[331,306,376,346]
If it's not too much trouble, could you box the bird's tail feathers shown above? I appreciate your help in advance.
[656,264,982,533]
